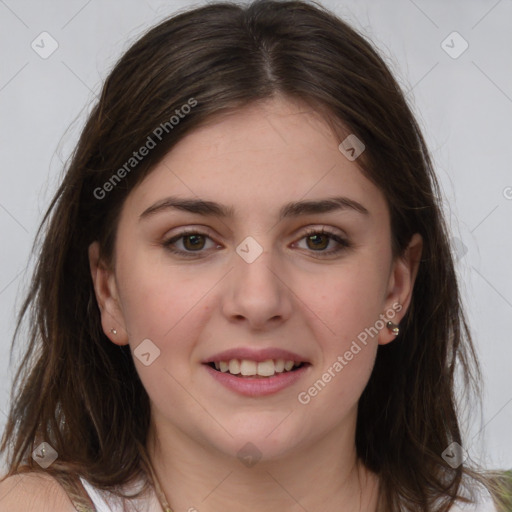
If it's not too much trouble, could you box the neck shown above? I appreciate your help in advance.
[146,414,379,512]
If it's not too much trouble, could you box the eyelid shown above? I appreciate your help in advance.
[162,228,220,257]
[295,227,351,254]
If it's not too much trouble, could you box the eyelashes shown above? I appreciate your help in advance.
[299,227,351,255]
[163,229,219,256]
[162,227,351,259]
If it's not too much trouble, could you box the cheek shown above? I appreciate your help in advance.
[304,257,390,342]
[115,260,212,406]
[116,246,208,341]
[319,345,377,413]
[298,274,380,414]
[294,254,387,407]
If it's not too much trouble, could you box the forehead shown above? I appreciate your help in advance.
[121,97,387,224]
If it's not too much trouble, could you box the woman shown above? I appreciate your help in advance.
[0,0,505,510]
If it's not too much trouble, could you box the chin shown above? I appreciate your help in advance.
[204,419,305,464]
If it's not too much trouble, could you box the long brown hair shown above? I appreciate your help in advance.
[0,0,504,510]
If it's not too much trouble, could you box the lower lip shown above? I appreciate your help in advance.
[203,364,310,397]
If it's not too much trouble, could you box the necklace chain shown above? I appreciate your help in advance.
[147,459,174,512]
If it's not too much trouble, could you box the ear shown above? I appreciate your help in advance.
[88,241,129,346]
[378,233,423,345]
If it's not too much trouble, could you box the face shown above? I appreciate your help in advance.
[90,96,421,462]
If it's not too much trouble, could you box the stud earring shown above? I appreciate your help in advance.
[386,321,400,336]
[110,328,117,335]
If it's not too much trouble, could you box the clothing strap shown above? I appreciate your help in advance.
[13,466,98,512]
[52,472,98,512]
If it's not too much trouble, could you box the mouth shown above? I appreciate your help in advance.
[205,359,310,378]
[202,347,312,396]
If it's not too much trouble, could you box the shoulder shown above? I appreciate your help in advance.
[0,471,76,512]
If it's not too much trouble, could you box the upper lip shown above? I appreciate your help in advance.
[203,347,310,364]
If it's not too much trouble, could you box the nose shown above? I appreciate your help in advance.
[221,244,293,331]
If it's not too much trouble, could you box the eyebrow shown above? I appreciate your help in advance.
[139,195,369,221]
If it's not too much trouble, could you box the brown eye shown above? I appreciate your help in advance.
[163,230,218,257]
[305,232,330,251]
[182,234,206,251]
[296,228,351,257]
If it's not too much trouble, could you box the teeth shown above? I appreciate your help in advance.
[240,360,257,376]
[257,359,275,377]
[212,358,303,377]
[228,359,241,375]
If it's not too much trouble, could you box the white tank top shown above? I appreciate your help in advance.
[79,475,163,512]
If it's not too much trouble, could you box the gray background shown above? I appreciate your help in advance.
[0,0,511,472]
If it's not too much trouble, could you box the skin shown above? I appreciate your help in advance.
[89,95,422,512]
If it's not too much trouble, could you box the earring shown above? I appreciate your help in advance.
[386,321,400,336]
[110,328,117,335]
